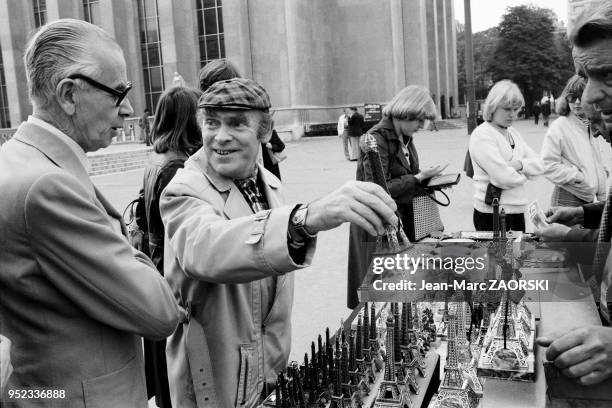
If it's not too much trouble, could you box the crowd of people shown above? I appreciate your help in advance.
[3,2,612,407]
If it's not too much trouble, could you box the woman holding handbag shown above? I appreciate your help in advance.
[346,85,445,309]
[469,80,543,231]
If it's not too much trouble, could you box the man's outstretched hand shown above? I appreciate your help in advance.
[305,181,398,237]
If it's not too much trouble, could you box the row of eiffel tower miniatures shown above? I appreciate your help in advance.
[261,302,436,408]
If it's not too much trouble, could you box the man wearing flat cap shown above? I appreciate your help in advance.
[161,77,398,407]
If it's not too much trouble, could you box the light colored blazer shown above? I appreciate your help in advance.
[0,122,181,407]
[161,149,316,408]
[469,121,543,214]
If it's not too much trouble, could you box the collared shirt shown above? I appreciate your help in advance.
[27,115,91,172]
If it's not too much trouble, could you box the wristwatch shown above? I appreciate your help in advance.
[290,204,317,239]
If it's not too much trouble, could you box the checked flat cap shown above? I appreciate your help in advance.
[198,78,271,111]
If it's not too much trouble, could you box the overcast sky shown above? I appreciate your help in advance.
[453,0,568,33]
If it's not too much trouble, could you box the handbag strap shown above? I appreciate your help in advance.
[427,189,450,207]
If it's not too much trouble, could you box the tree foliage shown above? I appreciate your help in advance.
[457,27,499,103]
[457,5,574,116]
[488,5,572,115]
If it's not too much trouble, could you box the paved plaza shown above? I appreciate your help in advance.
[93,119,558,361]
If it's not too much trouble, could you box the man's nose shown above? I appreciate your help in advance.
[119,98,134,117]
[214,125,233,142]
[582,80,604,105]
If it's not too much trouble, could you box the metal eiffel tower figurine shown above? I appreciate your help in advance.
[373,315,412,408]
[363,133,410,251]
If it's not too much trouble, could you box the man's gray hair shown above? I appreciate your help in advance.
[24,19,119,107]
[570,2,612,47]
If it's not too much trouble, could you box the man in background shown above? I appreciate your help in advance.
[337,107,349,160]
[346,106,364,160]
[139,107,152,146]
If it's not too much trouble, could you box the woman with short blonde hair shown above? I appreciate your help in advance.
[382,85,437,121]
[482,80,525,122]
[469,79,543,231]
[347,85,445,308]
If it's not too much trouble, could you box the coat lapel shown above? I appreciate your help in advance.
[12,122,95,197]
[94,186,128,236]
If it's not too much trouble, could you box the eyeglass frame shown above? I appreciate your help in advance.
[67,73,132,107]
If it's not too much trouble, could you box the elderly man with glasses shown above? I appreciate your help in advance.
[0,19,181,407]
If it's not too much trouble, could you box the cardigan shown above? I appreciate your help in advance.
[541,114,607,203]
[469,121,543,214]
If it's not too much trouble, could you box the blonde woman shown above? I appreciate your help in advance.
[541,75,607,207]
[347,85,444,308]
[469,80,543,231]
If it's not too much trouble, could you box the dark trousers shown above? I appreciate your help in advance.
[534,114,539,125]
[473,208,526,232]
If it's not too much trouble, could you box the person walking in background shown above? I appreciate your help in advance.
[346,106,364,161]
[541,75,607,207]
[533,101,541,125]
[141,86,203,408]
[139,107,152,145]
[469,79,543,232]
[337,108,349,160]
[347,85,445,309]
[542,97,552,127]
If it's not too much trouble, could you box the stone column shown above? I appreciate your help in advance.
[223,0,253,79]
[0,0,35,126]
[426,0,440,114]
[158,0,199,88]
[98,0,146,116]
[446,0,458,115]
[46,0,83,20]
[389,0,406,92]
[283,0,299,107]
[436,0,449,119]
[401,0,429,88]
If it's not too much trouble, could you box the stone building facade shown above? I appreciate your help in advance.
[0,0,457,134]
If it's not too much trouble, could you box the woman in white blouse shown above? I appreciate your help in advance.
[469,80,543,231]
[541,75,608,207]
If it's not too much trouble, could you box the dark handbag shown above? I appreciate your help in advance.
[464,149,474,178]
[484,183,503,206]
[122,189,149,255]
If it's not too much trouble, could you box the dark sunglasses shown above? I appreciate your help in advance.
[68,74,132,107]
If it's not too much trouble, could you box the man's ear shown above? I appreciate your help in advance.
[259,118,274,143]
[260,128,272,144]
[56,79,77,115]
